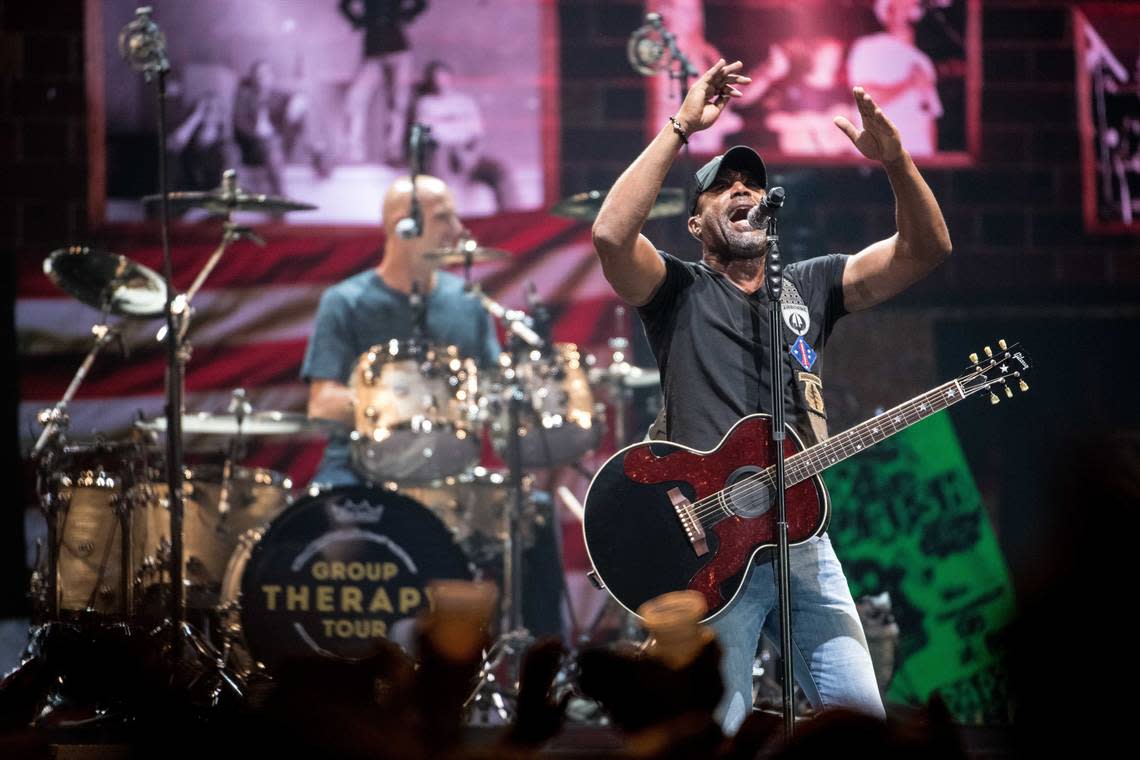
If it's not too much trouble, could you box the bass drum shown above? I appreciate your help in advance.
[219,485,473,672]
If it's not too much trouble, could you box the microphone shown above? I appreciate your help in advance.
[627,13,695,79]
[627,13,669,76]
[118,6,169,79]
[397,123,433,239]
[746,186,786,230]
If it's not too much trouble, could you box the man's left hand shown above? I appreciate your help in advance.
[833,86,904,163]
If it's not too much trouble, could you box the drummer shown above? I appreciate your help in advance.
[302,173,498,484]
[301,174,565,638]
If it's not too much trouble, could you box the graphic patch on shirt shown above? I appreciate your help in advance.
[782,303,811,336]
[789,335,817,371]
[797,371,826,416]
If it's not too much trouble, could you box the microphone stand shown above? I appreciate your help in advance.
[764,212,795,738]
[119,6,187,651]
[121,13,244,708]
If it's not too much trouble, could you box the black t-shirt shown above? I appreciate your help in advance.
[638,251,849,451]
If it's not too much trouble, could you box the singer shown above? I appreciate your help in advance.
[590,59,952,732]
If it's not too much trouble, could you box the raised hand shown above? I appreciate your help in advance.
[675,59,751,135]
[833,86,904,163]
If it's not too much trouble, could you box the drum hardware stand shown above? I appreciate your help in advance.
[31,319,125,622]
[217,388,252,521]
[463,299,546,723]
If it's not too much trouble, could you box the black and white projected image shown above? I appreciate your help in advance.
[1075,5,1140,233]
[94,0,554,225]
[642,0,978,166]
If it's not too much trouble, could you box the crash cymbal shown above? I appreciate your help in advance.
[142,170,316,216]
[44,246,167,318]
[136,410,319,436]
[423,238,511,266]
[143,189,318,215]
[551,187,686,221]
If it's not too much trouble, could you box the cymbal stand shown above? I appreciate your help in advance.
[463,295,543,723]
[31,320,121,460]
[31,319,124,621]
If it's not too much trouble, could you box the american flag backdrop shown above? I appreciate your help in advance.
[15,210,639,635]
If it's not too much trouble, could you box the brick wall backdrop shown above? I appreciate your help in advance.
[3,0,1138,612]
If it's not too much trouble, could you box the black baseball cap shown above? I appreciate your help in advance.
[687,145,767,214]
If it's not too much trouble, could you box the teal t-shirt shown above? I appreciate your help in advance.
[300,268,500,486]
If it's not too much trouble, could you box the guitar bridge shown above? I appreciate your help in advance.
[668,487,708,557]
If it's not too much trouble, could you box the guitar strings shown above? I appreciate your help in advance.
[673,357,1007,527]
[681,383,960,525]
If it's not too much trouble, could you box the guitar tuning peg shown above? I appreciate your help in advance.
[1004,385,1013,399]
[998,339,1007,351]
[984,345,993,358]
[969,352,979,364]
[989,391,1000,405]
[1019,379,1029,392]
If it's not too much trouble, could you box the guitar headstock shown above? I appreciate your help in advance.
[957,339,1032,404]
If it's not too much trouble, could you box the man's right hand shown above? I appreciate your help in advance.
[674,59,751,135]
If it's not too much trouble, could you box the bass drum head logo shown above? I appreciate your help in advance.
[782,304,811,336]
[236,486,472,671]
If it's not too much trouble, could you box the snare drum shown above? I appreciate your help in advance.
[38,439,152,618]
[219,485,473,671]
[130,464,293,610]
[350,341,481,483]
[393,468,537,563]
[483,343,604,467]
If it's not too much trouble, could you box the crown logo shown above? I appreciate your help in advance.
[330,498,385,524]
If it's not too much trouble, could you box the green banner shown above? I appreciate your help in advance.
[824,413,1014,724]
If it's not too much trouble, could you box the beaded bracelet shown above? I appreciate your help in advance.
[668,115,689,145]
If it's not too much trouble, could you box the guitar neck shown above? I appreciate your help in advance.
[785,379,966,485]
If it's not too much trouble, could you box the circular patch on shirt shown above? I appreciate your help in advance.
[782,304,811,336]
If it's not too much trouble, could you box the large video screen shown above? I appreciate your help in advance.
[641,0,980,166]
[88,0,558,226]
[1074,4,1140,234]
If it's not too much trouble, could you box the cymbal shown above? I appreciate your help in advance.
[423,240,511,266]
[142,187,317,215]
[136,410,322,436]
[44,246,167,318]
[589,364,661,389]
[551,187,686,221]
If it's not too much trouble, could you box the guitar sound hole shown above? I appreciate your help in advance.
[724,466,772,518]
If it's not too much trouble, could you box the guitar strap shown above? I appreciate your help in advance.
[777,277,831,445]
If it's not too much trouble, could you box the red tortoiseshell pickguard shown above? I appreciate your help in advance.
[622,415,824,611]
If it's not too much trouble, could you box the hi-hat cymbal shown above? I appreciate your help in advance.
[136,410,321,436]
[423,240,511,266]
[44,246,167,318]
[551,187,686,221]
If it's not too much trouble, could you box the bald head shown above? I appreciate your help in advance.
[382,174,451,235]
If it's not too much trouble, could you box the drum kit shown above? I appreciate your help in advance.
[21,168,664,723]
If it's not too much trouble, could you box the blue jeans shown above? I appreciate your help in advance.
[711,533,884,734]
